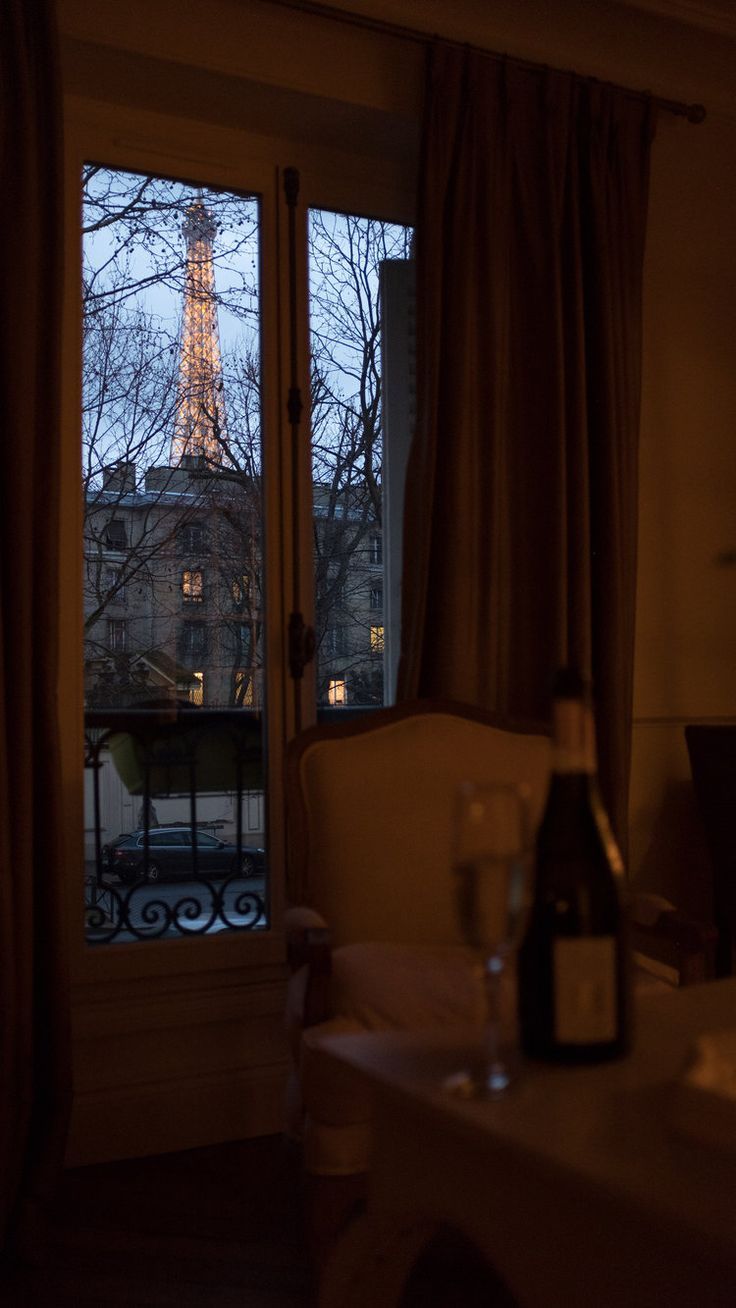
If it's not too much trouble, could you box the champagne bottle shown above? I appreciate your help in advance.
[518,667,630,1063]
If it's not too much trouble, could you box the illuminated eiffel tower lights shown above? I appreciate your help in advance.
[171,195,228,465]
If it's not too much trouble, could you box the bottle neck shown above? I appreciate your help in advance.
[551,697,596,776]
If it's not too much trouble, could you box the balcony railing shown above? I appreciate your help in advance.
[84,706,266,945]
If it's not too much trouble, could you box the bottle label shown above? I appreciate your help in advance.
[553,937,617,1043]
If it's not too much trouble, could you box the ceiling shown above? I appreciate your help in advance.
[613,0,736,38]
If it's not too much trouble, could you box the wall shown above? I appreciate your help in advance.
[632,105,736,918]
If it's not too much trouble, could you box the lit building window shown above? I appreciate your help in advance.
[231,574,251,608]
[234,669,254,706]
[328,678,347,706]
[189,671,204,705]
[370,624,384,654]
[182,568,204,603]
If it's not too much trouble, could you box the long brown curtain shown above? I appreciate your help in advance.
[398,44,655,847]
[0,0,71,1261]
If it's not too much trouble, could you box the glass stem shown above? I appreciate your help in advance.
[483,953,507,1092]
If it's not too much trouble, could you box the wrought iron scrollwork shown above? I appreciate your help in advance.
[84,876,266,945]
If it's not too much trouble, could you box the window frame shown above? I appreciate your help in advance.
[63,103,289,984]
[107,617,127,652]
[62,93,415,992]
[179,521,207,555]
[105,518,128,550]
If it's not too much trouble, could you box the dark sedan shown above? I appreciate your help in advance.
[102,826,265,884]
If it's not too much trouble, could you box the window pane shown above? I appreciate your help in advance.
[82,166,268,945]
[182,569,205,604]
[308,209,413,712]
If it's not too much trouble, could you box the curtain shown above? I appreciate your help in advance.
[0,0,71,1261]
[398,44,655,847]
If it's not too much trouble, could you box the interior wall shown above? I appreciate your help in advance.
[631,106,736,918]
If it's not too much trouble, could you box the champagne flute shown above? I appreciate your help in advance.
[451,782,532,1098]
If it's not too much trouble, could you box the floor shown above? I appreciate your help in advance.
[1,1135,312,1307]
[1,1135,516,1307]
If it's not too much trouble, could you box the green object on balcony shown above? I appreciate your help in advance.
[107,716,263,797]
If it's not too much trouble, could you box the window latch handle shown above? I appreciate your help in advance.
[288,611,315,680]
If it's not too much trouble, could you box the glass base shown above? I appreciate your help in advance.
[444,1063,514,1101]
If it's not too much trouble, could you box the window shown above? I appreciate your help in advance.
[231,623,253,662]
[182,568,204,604]
[326,625,348,658]
[180,621,207,661]
[370,624,384,654]
[328,677,347,706]
[231,573,250,608]
[179,521,207,555]
[83,166,263,723]
[308,209,412,712]
[325,569,345,609]
[194,831,219,848]
[80,147,412,965]
[106,518,127,550]
[234,668,254,706]
[146,830,189,847]
[107,618,127,652]
[105,566,125,602]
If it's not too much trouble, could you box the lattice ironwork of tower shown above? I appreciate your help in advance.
[171,197,228,465]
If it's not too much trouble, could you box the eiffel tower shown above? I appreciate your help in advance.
[171,195,228,465]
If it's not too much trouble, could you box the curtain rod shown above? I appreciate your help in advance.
[264,0,706,123]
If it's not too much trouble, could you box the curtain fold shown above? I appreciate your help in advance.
[398,45,655,847]
[0,0,71,1261]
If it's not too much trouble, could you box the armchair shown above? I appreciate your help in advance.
[284,700,551,1252]
[284,701,716,1262]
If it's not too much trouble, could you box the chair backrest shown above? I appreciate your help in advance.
[685,724,736,975]
[286,700,551,949]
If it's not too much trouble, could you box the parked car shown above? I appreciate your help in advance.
[101,826,265,884]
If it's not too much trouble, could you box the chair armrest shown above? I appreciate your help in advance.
[285,905,333,1027]
[630,896,718,986]
[301,928,333,1028]
[284,904,329,968]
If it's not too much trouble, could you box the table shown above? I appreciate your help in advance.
[318,979,736,1308]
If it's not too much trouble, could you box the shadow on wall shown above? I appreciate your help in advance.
[632,778,714,924]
